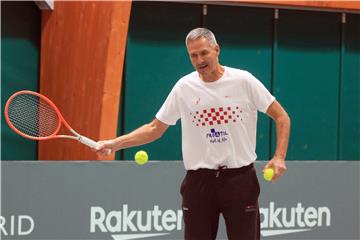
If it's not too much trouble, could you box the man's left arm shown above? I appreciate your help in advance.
[265,100,291,181]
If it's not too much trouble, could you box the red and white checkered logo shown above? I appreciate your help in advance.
[190,106,243,127]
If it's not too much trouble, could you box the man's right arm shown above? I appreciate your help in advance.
[96,118,169,156]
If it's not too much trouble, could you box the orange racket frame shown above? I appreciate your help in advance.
[4,90,100,149]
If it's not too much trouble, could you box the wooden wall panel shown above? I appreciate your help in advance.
[39,1,131,160]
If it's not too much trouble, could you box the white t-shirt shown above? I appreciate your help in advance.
[156,66,275,170]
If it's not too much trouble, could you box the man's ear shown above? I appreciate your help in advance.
[215,44,220,56]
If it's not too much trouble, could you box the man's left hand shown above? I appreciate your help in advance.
[263,156,287,182]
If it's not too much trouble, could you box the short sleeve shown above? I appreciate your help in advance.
[155,84,181,125]
[246,73,275,113]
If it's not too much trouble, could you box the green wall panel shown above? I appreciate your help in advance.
[340,14,360,160]
[121,3,359,161]
[275,10,340,160]
[206,5,274,160]
[120,2,202,160]
[1,2,40,160]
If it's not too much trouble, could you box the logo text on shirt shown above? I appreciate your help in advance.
[206,128,229,143]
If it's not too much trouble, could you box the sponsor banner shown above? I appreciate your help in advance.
[1,161,359,239]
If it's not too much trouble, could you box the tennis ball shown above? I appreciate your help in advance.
[263,168,274,181]
[134,150,148,165]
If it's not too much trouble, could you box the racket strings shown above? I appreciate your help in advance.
[7,94,60,138]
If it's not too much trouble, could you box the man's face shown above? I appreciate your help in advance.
[187,37,220,76]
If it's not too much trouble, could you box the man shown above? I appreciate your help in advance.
[97,28,290,240]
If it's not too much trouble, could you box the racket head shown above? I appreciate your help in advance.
[4,90,63,140]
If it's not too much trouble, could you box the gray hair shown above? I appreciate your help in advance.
[185,28,218,48]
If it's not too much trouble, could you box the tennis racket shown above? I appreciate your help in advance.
[4,90,101,149]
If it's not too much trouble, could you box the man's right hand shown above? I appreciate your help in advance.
[96,140,115,156]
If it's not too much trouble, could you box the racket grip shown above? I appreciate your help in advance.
[78,135,100,149]
[78,135,112,155]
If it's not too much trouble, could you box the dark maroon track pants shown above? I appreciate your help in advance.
[180,163,260,240]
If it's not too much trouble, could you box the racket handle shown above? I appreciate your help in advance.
[78,135,112,155]
[78,135,100,149]
[78,136,111,155]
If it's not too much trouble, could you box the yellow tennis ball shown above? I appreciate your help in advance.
[263,168,274,181]
[134,150,148,165]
